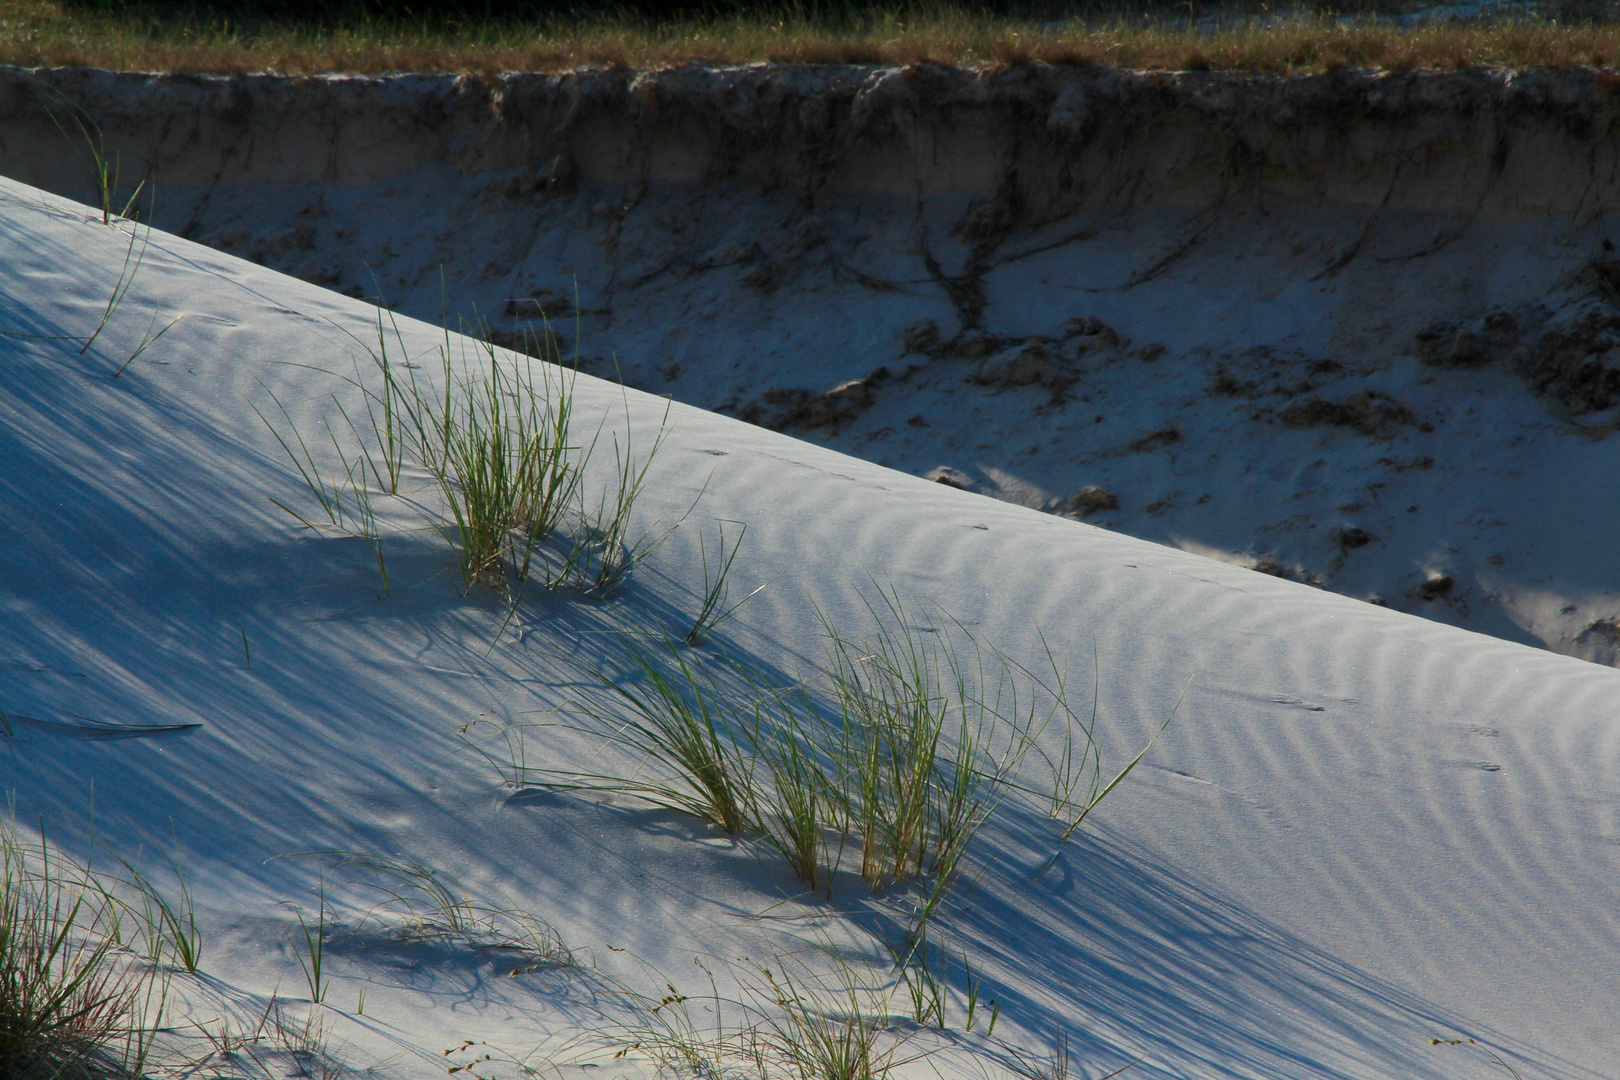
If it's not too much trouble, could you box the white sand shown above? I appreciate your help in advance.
[2,176,1617,1079]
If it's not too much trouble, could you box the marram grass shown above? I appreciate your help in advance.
[10,0,1620,74]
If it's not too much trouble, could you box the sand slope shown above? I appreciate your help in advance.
[1,176,1617,1079]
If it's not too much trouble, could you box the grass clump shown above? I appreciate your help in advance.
[612,948,911,1080]
[259,309,675,602]
[103,844,201,975]
[517,634,769,834]
[819,585,1044,921]
[0,818,163,1080]
[756,958,901,1080]
[414,329,586,592]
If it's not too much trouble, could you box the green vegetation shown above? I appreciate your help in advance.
[411,330,586,593]
[9,0,1620,74]
[0,819,164,1080]
[258,310,675,601]
[687,520,761,646]
[756,958,900,1080]
[605,948,913,1080]
[477,579,1162,953]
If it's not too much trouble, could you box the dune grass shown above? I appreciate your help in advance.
[608,945,917,1080]
[259,308,678,601]
[755,957,902,1080]
[818,586,1042,904]
[496,577,1160,953]
[101,843,201,975]
[687,520,764,646]
[416,330,587,593]
[0,819,164,1080]
[9,0,1620,75]
[319,850,575,968]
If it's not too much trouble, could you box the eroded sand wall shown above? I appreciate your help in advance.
[11,62,1620,666]
[5,64,1620,217]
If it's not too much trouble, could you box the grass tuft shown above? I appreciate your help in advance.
[104,841,202,975]
[535,633,765,834]
[282,879,328,1005]
[757,958,900,1080]
[687,519,764,647]
[428,335,582,592]
[0,817,162,1080]
[817,582,1047,932]
[260,305,676,603]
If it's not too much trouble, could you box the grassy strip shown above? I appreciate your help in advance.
[10,0,1620,73]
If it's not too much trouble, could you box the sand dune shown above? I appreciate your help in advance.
[2,175,1617,1078]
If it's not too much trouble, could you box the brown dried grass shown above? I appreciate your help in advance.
[4,0,1620,74]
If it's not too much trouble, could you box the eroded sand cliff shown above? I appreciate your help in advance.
[9,62,1620,661]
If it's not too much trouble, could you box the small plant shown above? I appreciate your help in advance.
[350,325,407,496]
[610,949,906,1080]
[454,709,561,790]
[256,387,392,595]
[817,583,1047,935]
[1431,1037,1526,1080]
[190,990,335,1073]
[284,882,329,1005]
[266,996,328,1058]
[42,92,144,228]
[756,957,902,1080]
[107,841,202,974]
[261,305,681,603]
[109,305,181,379]
[1006,1032,1140,1080]
[1010,1031,1073,1080]
[81,213,152,360]
[423,333,584,591]
[618,973,734,1080]
[192,998,271,1063]
[686,520,764,645]
[960,945,986,1032]
[1033,676,1183,880]
[892,935,946,1029]
[253,382,361,535]
[541,380,687,600]
[537,634,763,834]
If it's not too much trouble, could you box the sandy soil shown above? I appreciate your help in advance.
[1,174,1618,1079]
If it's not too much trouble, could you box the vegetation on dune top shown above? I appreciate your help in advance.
[9,0,1620,74]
